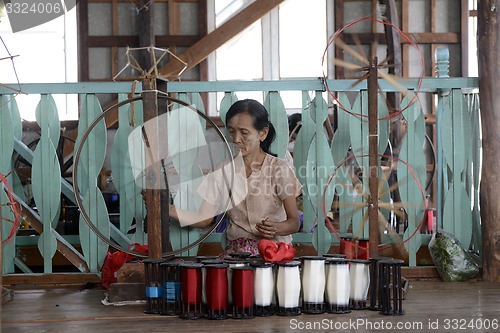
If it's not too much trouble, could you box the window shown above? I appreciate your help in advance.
[0,8,78,120]
[468,0,478,77]
[211,0,327,112]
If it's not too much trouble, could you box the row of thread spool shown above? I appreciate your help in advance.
[143,253,405,320]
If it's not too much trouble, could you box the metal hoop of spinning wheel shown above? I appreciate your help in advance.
[1,172,20,246]
[324,17,428,258]
[73,95,236,258]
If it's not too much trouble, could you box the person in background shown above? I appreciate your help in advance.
[169,99,302,256]
[287,113,302,157]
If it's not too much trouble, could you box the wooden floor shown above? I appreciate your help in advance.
[2,279,500,333]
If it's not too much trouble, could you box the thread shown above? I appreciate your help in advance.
[349,260,370,310]
[323,254,346,282]
[325,258,351,314]
[251,261,275,317]
[231,266,255,319]
[200,259,225,311]
[276,261,301,316]
[180,262,203,319]
[143,258,165,314]
[205,263,229,320]
[160,260,182,315]
[300,256,326,314]
[224,257,248,307]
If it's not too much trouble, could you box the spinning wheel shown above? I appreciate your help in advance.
[73,94,237,258]
[324,17,428,258]
[74,46,232,260]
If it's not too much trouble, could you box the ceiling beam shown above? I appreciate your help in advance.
[159,0,285,79]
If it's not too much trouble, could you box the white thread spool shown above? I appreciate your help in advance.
[276,260,301,316]
[300,256,325,314]
[251,261,275,316]
[349,259,370,310]
[325,258,351,314]
[323,254,346,289]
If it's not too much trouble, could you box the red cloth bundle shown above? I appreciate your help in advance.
[258,240,296,263]
[100,243,149,289]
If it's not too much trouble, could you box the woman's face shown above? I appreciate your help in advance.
[227,112,268,157]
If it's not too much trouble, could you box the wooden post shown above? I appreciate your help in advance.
[478,0,500,281]
[142,78,162,259]
[368,57,380,257]
[137,1,163,258]
[157,80,171,254]
[137,0,155,71]
[380,0,404,153]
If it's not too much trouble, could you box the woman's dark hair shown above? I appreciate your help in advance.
[225,99,277,156]
[288,113,302,137]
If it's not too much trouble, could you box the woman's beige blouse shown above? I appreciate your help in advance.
[197,154,302,243]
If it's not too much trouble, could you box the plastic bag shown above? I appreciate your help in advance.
[428,229,479,282]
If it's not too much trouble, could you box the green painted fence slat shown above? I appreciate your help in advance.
[76,94,110,272]
[32,95,61,272]
[265,92,288,159]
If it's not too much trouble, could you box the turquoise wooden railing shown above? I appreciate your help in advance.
[0,72,480,274]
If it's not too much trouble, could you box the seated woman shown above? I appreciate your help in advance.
[169,99,302,256]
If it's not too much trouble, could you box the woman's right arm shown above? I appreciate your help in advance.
[168,200,219,228]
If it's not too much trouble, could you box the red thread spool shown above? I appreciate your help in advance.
[224,257,249,308]
[340,238,369,260]
[357,240,369,260]
[231,266,255,319]
[200,259,225,313]
[205,263,229,320]
[180,262,203,319]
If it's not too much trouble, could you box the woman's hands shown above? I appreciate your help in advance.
[256,217,277,239]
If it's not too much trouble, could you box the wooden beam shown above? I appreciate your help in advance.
[478,0,500,282]
[87,35,200,48]
[3,273,101,286]
[401,266,440,279]
[77,0,89,81]
[142,78,162,259]
[342,32,460,44]
[14,196,90,273]
[112,0,119,78]
[334,0,345,79]
[402,0,409,77]
[159,0,285,79]
[137,0,156,70]
[198,0,209,82]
